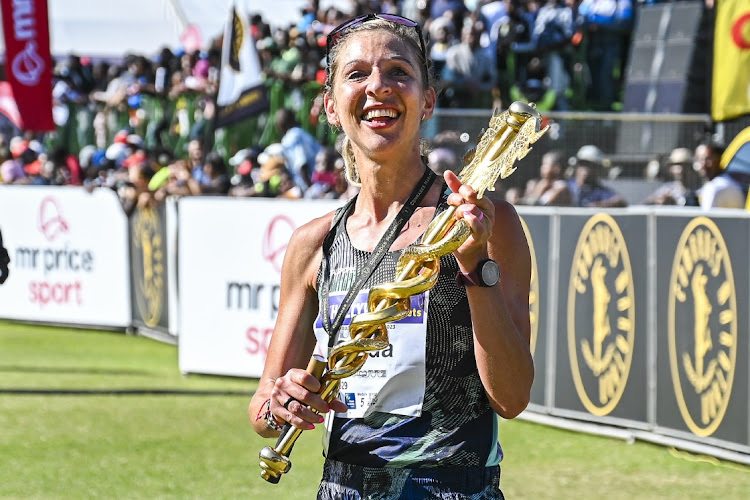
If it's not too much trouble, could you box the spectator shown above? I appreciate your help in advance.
[0,227,9,285]
[229,148,261,197]
[305,147,344,199]
[427,147,459,176]
[523,149,572,205]
[426,16,457,76]
[119,161,156,216]
[200,152,231,195]
[275,108,323,192]
[695,142,745,209]
[567,145,627,207]
[513,0,576,110]
[0,141,27,184]
[643,147,700,206]
[510,57,558,111]
[505,185,523,205]
[494,0,534,105]
[253,155,301,199]
[186,139,207,184]
[430,0,469,30]
[578,0,634,110]
[442,20,500,108]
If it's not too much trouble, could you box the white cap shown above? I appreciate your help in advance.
[257,143,285,166]
[571,145,610,168]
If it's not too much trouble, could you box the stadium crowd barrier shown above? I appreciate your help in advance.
[1,189,748,464]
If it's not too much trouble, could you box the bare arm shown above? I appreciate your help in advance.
[248,213,347,437]
[445,171,534,419]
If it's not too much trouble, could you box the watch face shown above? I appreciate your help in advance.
[480,260,500,286]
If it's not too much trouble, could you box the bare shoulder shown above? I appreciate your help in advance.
[284,211,337,288]
[289,211,336,256]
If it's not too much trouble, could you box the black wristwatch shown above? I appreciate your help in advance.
[456,259,500,287]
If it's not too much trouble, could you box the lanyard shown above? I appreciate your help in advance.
[320,168,436,349]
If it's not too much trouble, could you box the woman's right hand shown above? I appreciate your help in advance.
[270,369,348,430]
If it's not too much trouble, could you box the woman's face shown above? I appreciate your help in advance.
[324,29,435,162]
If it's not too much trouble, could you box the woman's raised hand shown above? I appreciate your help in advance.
[443,170,495,272]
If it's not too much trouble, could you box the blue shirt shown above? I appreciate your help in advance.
[281,127,322,191]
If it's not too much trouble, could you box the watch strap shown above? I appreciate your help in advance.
[456,259,499,287]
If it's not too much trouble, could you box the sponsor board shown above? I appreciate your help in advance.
[0,186,130,326]
[554,212,648,424]
[177,197,340,377]
[655,214,749,446]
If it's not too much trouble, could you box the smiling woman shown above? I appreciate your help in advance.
[249,13,533,499]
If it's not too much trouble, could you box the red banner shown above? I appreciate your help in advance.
[1,0,54,131]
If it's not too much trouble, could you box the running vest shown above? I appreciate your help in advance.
[314,204,503,468]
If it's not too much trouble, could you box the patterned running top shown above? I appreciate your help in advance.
[314,202,503,468]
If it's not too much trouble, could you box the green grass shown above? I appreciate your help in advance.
[1,321,749,499]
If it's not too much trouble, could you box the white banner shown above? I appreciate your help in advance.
[0,186,130,326]
[177,197,340,377]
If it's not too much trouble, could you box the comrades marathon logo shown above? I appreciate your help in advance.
[520,218,539,357]
[568,214,635,416]
[228,8,244,72]
[133,208,164,328]
[668,217,737,437]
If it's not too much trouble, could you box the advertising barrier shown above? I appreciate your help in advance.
[176,197,340,378]
[518,207,750,463]
[654,213,749,452]
[0,186,130,327]
[1,188,747,463]
[553,211,650,428]
[129,201,178,340]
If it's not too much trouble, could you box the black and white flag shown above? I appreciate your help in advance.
[215,0,269,128]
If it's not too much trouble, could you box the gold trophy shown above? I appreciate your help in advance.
[260,101,548,483]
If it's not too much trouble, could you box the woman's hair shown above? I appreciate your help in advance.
[324,18,436,187]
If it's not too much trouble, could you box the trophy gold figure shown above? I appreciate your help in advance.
[260,101,548,483]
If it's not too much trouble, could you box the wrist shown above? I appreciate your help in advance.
[255,398,284,432]
[456,258,500,288]
[456,250,490,275]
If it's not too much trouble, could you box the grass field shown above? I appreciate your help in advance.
[1,321,749,499]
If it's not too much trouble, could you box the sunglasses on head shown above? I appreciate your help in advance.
[325,14,427,73]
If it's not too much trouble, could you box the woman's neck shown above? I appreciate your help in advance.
[354,155,429,222]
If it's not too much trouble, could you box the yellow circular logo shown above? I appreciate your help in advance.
[520,217,539,357]
[133,207,164,328]
[568,214,635,416]
[668,217,737,437]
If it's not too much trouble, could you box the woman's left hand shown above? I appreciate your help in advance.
[443,170,495,273]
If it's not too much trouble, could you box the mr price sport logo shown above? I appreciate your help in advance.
[568,214,635,417]
[668,217,737,437]
[15,196,94,307]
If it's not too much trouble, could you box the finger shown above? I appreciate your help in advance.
[458,183,478,202]
[282,399,325,430]
[329,398,349,414]
[274,371,328,414]
[443,170,462,193]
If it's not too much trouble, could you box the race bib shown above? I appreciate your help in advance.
[314,289,428,419]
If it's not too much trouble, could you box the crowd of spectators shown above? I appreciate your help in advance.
[512,141,747,210]
[1,0,745,214]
